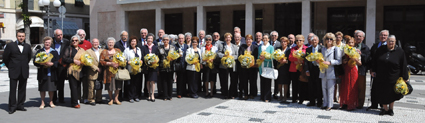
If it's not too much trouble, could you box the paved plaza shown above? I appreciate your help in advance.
[0,63,425,122]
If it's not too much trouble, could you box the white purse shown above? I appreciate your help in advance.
[260,58,278,80]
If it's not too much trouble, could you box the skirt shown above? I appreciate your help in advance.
[146,68,158,82]
[374,80,403,104]
[38,76,57,91]
[202,66,217,82]
[105,77,122,91]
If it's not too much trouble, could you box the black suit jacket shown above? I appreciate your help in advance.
[174,43,188,71]
[304,45,323,77]
[3,41,32,79]
[357,43,370,76]
[238,44,258,69]
[274,46,291,74]
[154,39,161,46]
[114,40,130,52]
[368,41,385,69]
[53,38,70,75]
[33,48,59,81]
[142,45,160,72]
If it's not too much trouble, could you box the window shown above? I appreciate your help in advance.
[164,13,183,34]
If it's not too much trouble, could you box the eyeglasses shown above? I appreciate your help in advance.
[206,39,212,41]
[72,40,79,42]
[296,40,303,42]
[326,38,333,41]
[271,35,277,37]
[78,34,85,36]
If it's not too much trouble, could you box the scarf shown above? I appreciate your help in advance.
[206,44,212,51]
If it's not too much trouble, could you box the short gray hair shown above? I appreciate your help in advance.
[147,33,155,39]
[140,28,148,33]
[380,30,389,35]
[312,35,318,41]
[185,32,192,37]
[234,27,241,31]
[205,35,212,40]
[178,34,185,38]
[162,34,170,40]
[271,31,278,37]
[76,29,86,35]
[198,30,205,35]
[120,31,128,36]
[256,32,263,36]
[234,33,241,38]
[106,37,116,43]
[54,29,62,35]
[389,35,396,40]
[355,30,365,37]
[71,35,81,42]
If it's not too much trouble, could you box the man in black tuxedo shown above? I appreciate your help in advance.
[175,34,188,98]
[115,31,130,101]
[4,31,32,114]
[304,35,323,107]
[52,29,70,103]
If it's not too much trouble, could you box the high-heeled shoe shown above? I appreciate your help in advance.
[151,98,155,102]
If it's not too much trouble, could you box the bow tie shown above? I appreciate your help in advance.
[18,42,24,46]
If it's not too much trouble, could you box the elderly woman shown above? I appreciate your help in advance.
[238,34,258,100]
[258,34,274,102]
[124,36,143,103]
[100,37,123,105]
[201,35,218,98]
[371,35,408,116]
[340,37,361,111]
[158,34,176,100]
[185,32,192,48]
[217,33,239,99]
[319,33,342,111]
[334,31,345,103]
[275,37,291,102]
[62,35,86,108]
[142,33,160,102]
[288,35,308,104]
[186,37,202,98]
[33,36,59,109]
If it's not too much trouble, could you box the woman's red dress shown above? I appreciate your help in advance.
[339,55,359,110]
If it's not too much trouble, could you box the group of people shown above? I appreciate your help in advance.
[5,27,408,116]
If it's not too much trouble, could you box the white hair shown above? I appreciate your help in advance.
[205,35,212,39]
[185,32,192,37]
[140,28,148,33]
[76,29,86,35]
[54,29,62,35]
[162,34,170,40]
[234,33,241,38]
[120,31,128,36]
[388,35,396,40]
[256,32,263,36]
[178,34,185,38]
[71,35,81,42]
[106,37,116,43]
[234,27,241,31]
[198,30,205,35]
[380,30,389,35]
[271,31,278,37]
[355,30,365,37]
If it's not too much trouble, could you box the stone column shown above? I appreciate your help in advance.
[196,5,206,36]
[365,0,376,47]
[156,8,164,39]
[116,9,127,39]
[245,2,255,36]
[302,0,311,44]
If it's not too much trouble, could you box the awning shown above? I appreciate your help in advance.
[54,21,79,36]
[16,16,44,30]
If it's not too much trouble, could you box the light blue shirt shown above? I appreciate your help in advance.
[44,48,54,76]
[377,41,387,48]
[54,40,62,55]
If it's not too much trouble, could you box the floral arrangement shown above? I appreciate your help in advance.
[80,53,94,66]
[163,49,180,68]
[292,49,305,71]
[272,49,287,68]
[238,51,255,68]
[144,53,159,69]
[221,50,235,68]
[344,45,360,67]
[185,53,200,72]
[35,51,54,65]
[109,52,127,74]
[129,57,143,75]
[202,50,216,69]
[256,51,271,66]
[305,52,328,73]
[395,77,409,95]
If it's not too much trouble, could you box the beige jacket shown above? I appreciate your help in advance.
[86,48,102,81]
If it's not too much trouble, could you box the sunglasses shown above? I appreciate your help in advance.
[326,38,333,41]
[72,40,79,42]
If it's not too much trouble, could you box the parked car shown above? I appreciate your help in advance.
[32,44,44,57]
[0,39,14,63]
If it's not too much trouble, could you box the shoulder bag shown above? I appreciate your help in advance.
[115,68,131,81]
[261,58,279,80]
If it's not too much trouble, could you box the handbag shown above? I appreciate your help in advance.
[94,80,103,90]
[406,81,413,95]
[261,58,278,80]
[115,68,131,81]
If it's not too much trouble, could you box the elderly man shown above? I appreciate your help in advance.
[76,29,92,50]
[198,30,206,47]
[306,33,315,47]
[139,28,148,47]
[84,38,103,105]
[233,33,245,46]
[304,35,323,107]
[367,30,389,110]
[233,27,246,44]
[354,30,371,109]
[4,30,32,114]
[114,30,131,101]
[155,29,165,45]
[254,32,263,46]
[213,32,223,46]
[52,29,70,104]
[270,31,281,49]
[175,34,189,98]
[288,34,296,48]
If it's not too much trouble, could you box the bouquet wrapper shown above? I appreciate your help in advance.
[272,49,286,68]
[164,50,181,68]
[144,54,159,69]
[256,51,271,66]
[80,53,94,66]
[130,57,143,75]
[186,54,200,72]
[238,51,255,68]
[202,51,216,69]
[221,50,235,68]
[344,46,360,67]
[305,52,328,73]
[394,77,409,95]
[34,52,54,64]
[292,50,305,71]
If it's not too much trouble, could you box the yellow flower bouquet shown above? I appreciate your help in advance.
[35,51,54,65]
[292,50,305,71]
[272,49,287,68]
[144,53,159,69]
[109,52,127,74]
[221,50,235,68]
[163,50,180,68]
[185,53,200,72]
[80,53,94,66]
[305,52,328,73]
[344,45,360,67]
[202,50,216,69]
[238,50,255,68]
[256,51,271,66]
[129,57,143,75]
[394,77,409,95]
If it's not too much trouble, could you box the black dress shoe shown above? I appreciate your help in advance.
[90,102,96,106]
[340,105,348,109]
[273,94,278,99]
[320,106,327,109]
[325,108,331,111]
[306,103,316,106]
[356,106,363,109]
[17,108,27,111]
[387,109,394,116]
[291,100,297,103]
[317,104,323,107]
[280,101,290,104]
[298,100,304,104]
[379,109,386,115]
[151,99,156,102]
[366,106,378,111]
[8,110,15,114]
